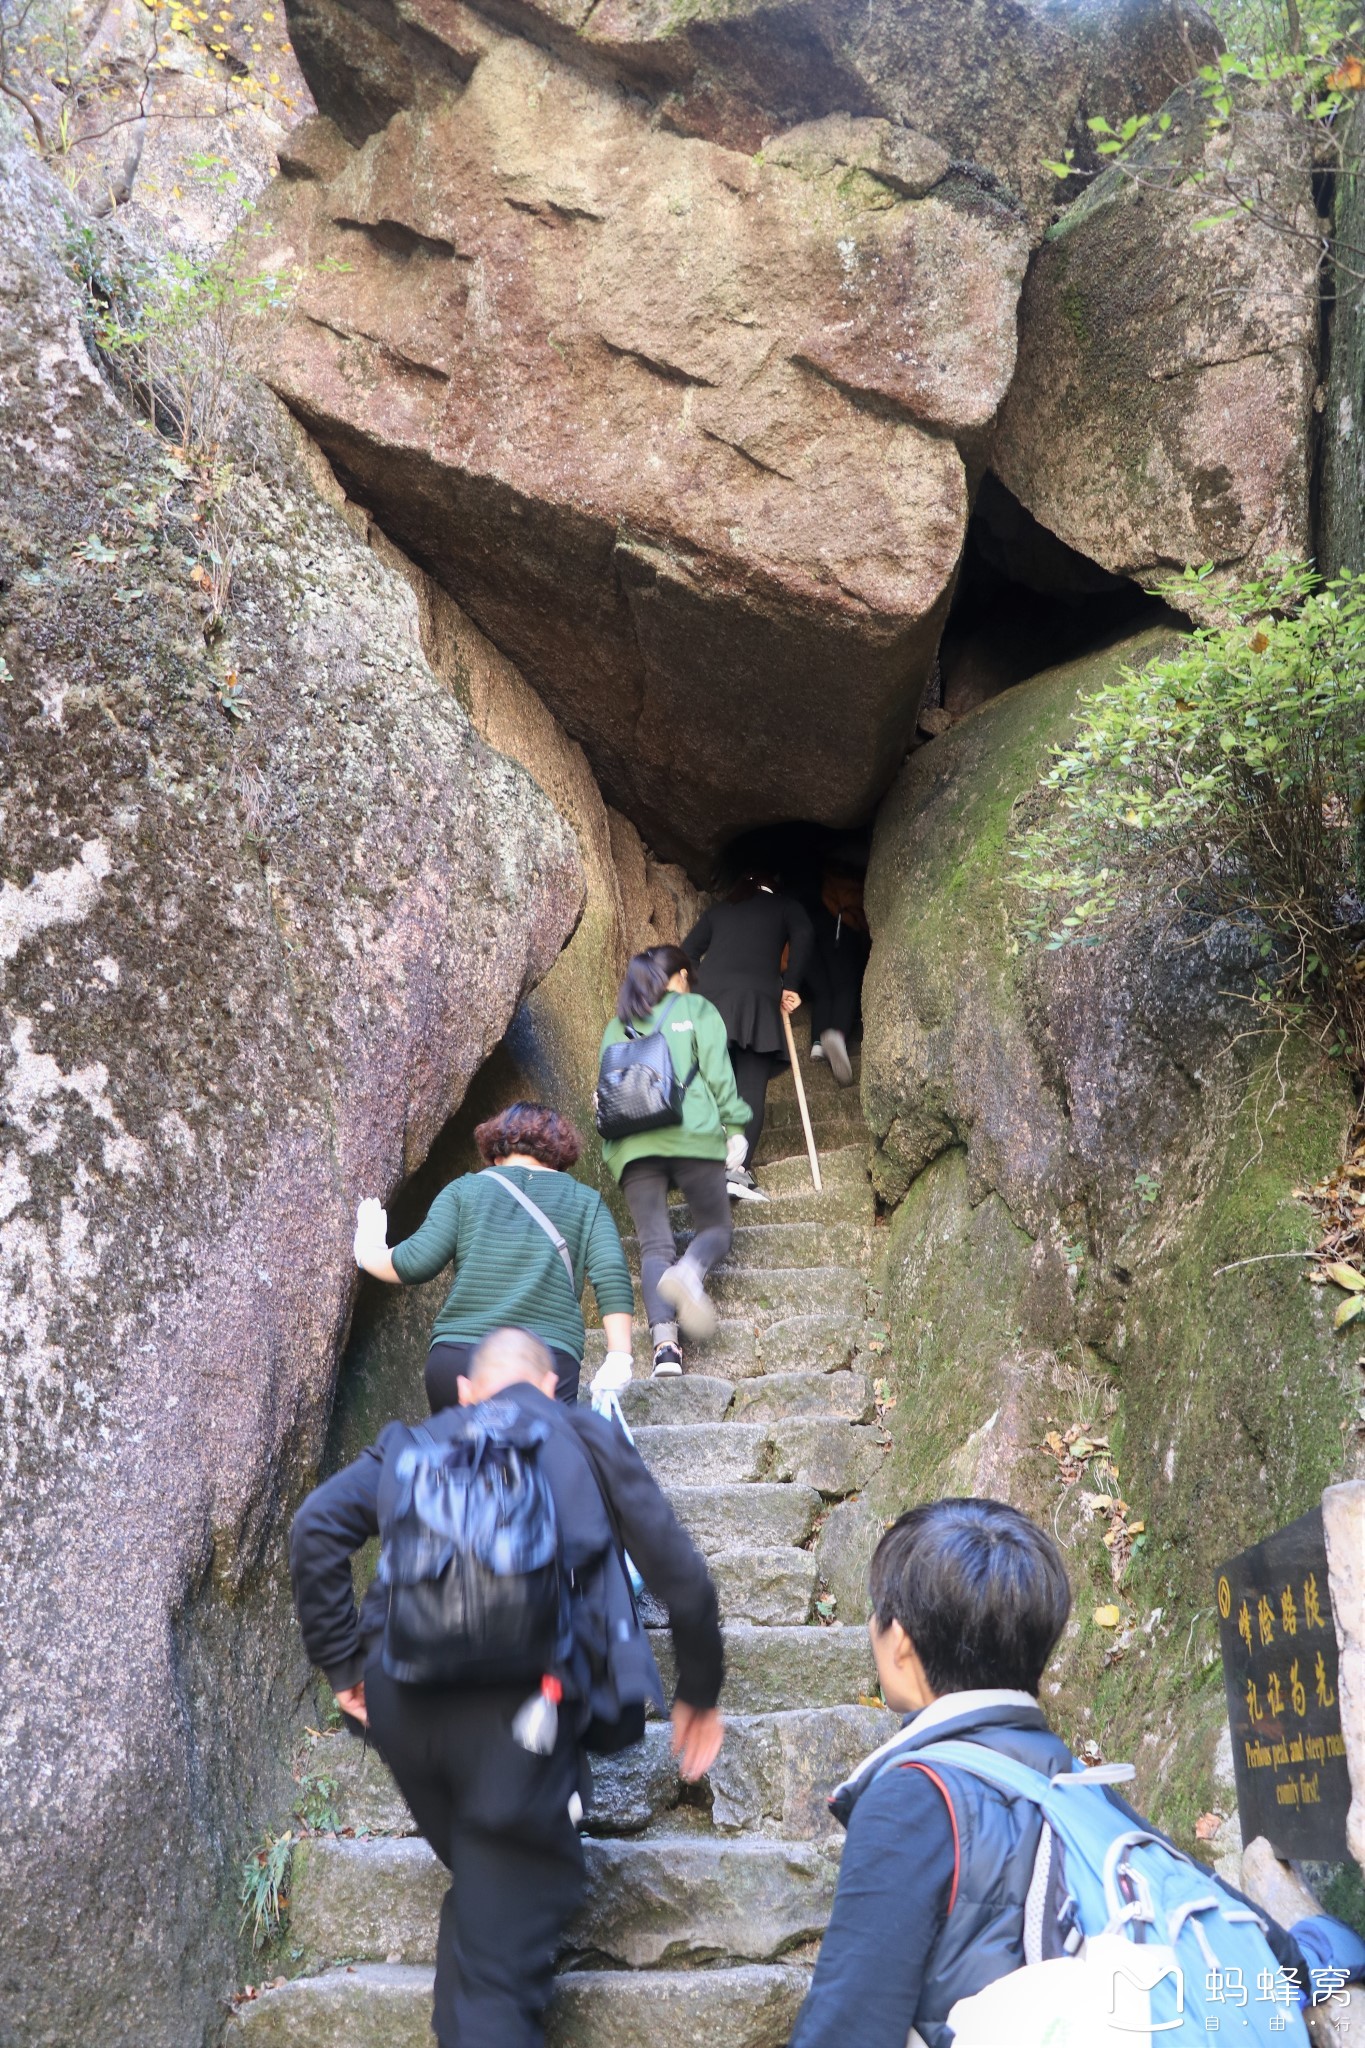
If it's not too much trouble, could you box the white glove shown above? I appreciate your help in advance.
[726,1133,749,1172]
[353,1196,389,1270]
[591,1351,634,1398]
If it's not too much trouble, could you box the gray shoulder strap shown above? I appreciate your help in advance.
[482,1171,576,1291]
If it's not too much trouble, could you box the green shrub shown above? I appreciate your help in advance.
[1015,560,1365,1081]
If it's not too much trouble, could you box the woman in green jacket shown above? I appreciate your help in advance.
[600,946,751,1376]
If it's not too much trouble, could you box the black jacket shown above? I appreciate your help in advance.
[290,1382,724,1714]
[683,891,815,1055]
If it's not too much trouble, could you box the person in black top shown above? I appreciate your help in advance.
[683,873,814,1201]
[290,1327,725,2048]
[803,862,870,1088]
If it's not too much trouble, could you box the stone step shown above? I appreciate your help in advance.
[300,1726,686,1841]
[635,1421,773,1487]
[635,1416,880,1495]
[584,1310,858,1380]
[755,1144,869,1196]
[617,1374,734,1426]
[615,1369,870,1427]
[651,1623,878,1715]
[762,1088,864,1131]
[708,1705,898,1836]
[229,1962,812,2048]
[668,1483,822,1554]
[569,1833,838,1968]
[288,1831,838,1972]
[303,1696,896,1848]
[699,1264,866,1322]
[711,1545,817,1625]
[728,1369,872,1423]
[626,1219,870,1271]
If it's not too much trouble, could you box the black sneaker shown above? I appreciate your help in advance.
[651,1342,683,1377]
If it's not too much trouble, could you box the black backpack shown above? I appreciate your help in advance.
[376,1397,567,1687]
[595,995,700,1140]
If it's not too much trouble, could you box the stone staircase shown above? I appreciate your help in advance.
[230,1038,890,2048]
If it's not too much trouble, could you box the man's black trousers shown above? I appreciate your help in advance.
[365,1659,585,2048]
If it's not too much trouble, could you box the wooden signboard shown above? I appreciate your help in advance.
[1215,1506,1350,1863]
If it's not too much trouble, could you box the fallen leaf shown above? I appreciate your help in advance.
[1070,1437,1096,1460]
[1127,1520,1145,1536]
[1325,1262,1365,1292]
[1329,55,1365,88]
[1094,1604,1122,1628]
[1334,1295,1365,1330]
[1194,1811,1223,1842]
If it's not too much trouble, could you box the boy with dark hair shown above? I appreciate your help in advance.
[789,1496,1322,2048]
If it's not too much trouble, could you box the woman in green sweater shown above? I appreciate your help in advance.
[351,1102,635,1408]
[600,946,751,1376]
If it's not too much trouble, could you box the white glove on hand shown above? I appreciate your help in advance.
[591,1351,634,1398]
[353,1196,390,1271]
[725,1133,749,1172]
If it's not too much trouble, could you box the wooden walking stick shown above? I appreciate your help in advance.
[782,1010,823,1193]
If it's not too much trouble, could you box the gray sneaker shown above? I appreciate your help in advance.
[657,1255,719,1340]
[820,1028,854,1086]
[727,1169,769,1203]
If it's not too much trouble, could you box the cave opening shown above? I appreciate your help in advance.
[326,479,1172,1475]
[927,473,1181,734]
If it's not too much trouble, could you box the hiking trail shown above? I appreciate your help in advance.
[230,1033,891,2047]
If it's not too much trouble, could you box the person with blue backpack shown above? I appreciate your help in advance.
[596,945,750,1376]
[790,1496,1364,2048]
[289,1325,725,2048]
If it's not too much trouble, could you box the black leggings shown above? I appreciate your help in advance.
[620,1155,732,1329]
[425,1338,582,1412]
[729,1045,780,1165]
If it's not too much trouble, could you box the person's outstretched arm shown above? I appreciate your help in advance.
[782,896,815,995]
[681,908,713,964]
[789,1767,956,2048]
[575,1409,724,1774]
[584,1194,636,1363]
[693,1000,750,1138]
[289,1433,393,1717]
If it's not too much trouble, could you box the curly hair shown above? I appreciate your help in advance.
[474,1102,583,1171]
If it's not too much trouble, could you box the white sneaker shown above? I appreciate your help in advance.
[820,1028,854,1086]
[810,1041,826,1061]
[657,1256,719,1341]
[727,1172,770,1203]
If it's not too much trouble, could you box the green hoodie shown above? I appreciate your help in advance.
[599,991,751,1180]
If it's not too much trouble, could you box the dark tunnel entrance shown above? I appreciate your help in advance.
[927,473,1180,734]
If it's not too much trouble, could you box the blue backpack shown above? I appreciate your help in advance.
[900,1740,1311,2046]
[376,1398,567,1688]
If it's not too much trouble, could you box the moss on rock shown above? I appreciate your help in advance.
[863,632,1357,1848]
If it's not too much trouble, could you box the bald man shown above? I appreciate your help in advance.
[290,1326,724,2048]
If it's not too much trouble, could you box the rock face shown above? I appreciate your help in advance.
[860,635,1358,1838]
[1323,110,1365,578]
[0,148,581,2048]
[286,0,1219,230]
[993,97,1321,599]
[256,25,1039,864]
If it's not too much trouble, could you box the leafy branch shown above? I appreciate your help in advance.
[1014,560,1365,1087]
[1045,2,1365,281]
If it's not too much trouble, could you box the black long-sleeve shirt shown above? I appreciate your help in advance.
[289,1381,724,1710]
[684,890,815,1055]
